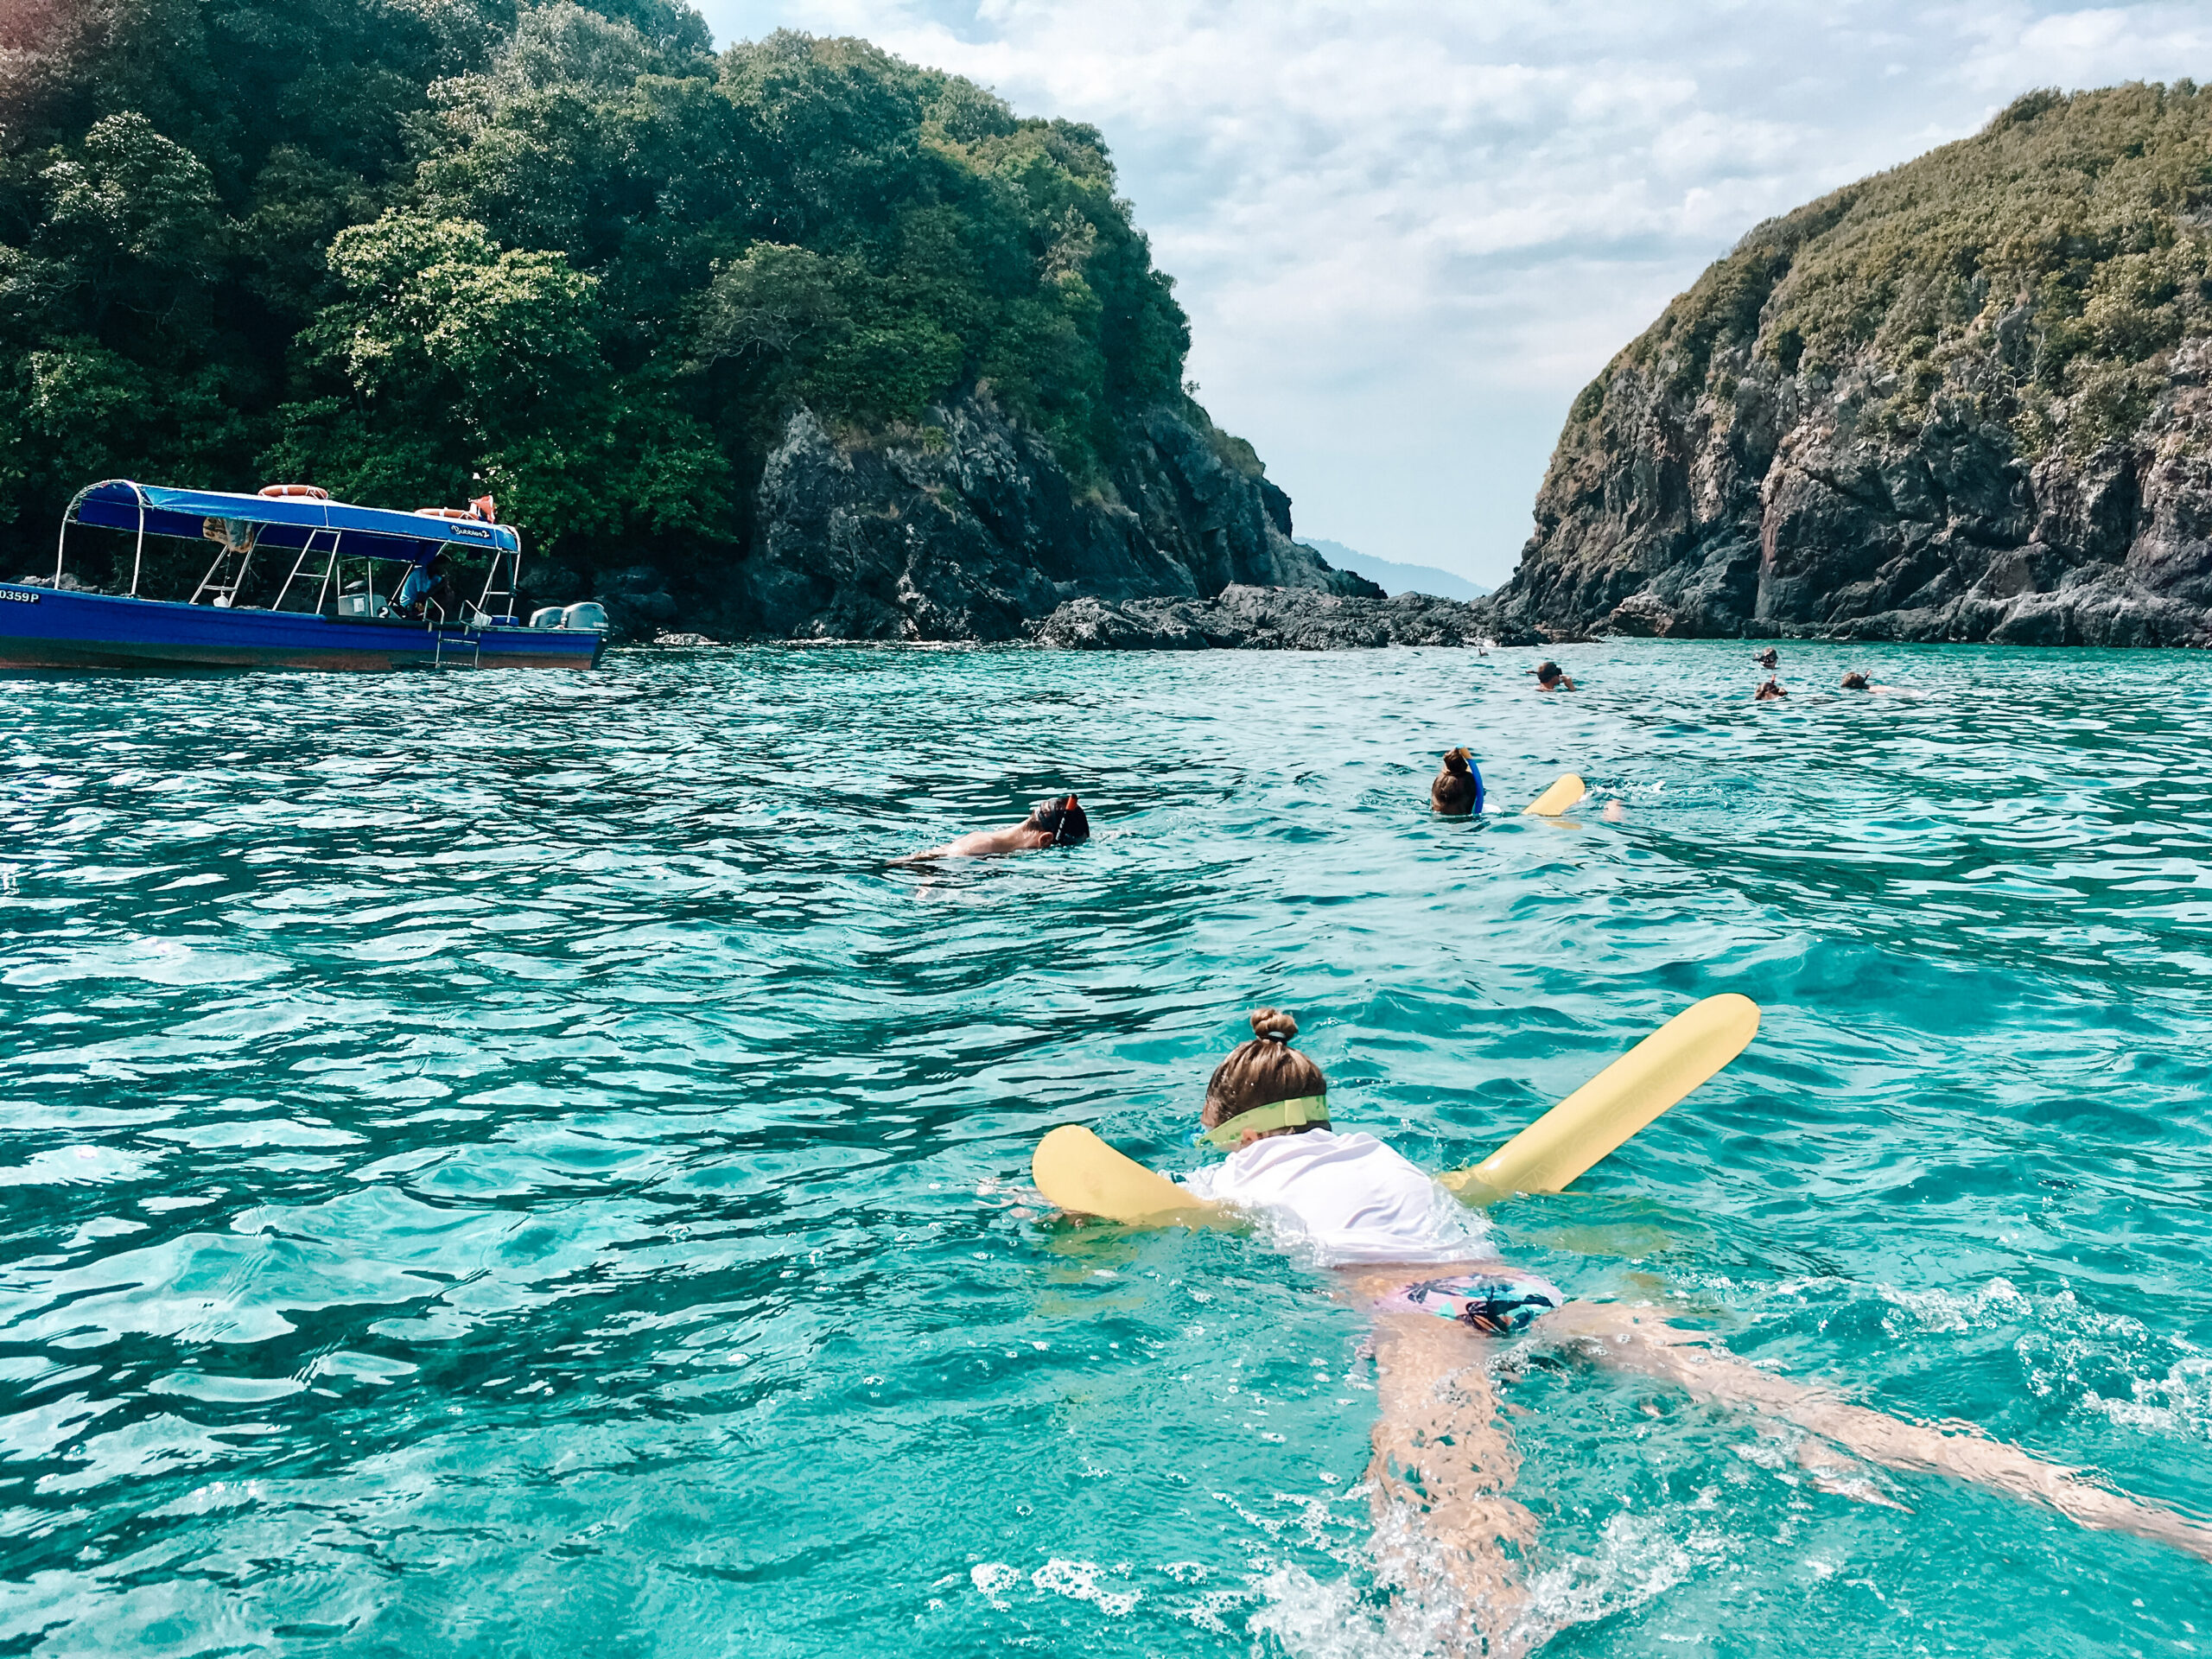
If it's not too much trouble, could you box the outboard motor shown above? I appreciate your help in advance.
[562,601,608,632]
[529,606,567,630]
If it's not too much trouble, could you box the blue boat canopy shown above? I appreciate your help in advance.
[67,480,521,565]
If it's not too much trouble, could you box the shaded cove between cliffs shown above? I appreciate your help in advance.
[0,640,2208,1656]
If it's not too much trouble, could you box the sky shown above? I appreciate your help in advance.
[696,2,2212,584]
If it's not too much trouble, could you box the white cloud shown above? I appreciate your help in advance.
[698,0,2212,583]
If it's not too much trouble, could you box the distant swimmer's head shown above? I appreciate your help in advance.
[1755,677,1787,700]
[1430,747,1484,816]
[1198,1009,1330,1147]
[1840,671,1870,690]
[1026,793,1090,846]
[1756,647,1779,669]
[1530,660,1572,690]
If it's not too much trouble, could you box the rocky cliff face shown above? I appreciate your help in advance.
[1497,85,2212,648]
[630,394,1376,643]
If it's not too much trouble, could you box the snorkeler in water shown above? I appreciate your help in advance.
[1756,646,1779,670]
[1164,1009,2212,1654]
[1755,677,1787,700]
[1529,661,1574,691]
[1430,748,1483,816]
[1841,670,1909,694]
[896,794,1089,863]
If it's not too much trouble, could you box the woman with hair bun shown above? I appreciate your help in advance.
[1161,1007,2212,1649]
[1429,748,1483,816]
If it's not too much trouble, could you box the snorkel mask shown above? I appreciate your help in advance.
[1191,1094,1329,1149]
[1033,793,1088,846]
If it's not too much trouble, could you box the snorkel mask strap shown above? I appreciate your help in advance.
[1194,1094,1330,1149]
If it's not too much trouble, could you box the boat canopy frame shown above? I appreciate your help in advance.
[59,480,526,623]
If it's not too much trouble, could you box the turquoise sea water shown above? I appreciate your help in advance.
[2,639,2209,1656]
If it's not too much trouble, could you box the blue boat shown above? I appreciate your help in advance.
[0,480,607,671]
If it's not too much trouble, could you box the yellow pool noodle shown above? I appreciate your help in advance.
[1440,994,1759,1201]
[1032,1124,1229,1228]
[1524,773,1588,816]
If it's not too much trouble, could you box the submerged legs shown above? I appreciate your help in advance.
[1537,1300,2212,1564]
[1363,1312,1538,1656]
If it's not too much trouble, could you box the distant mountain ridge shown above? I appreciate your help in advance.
[1300,541,1491,601]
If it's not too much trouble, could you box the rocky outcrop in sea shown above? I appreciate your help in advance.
[1031,585,1502,651]
[1495,86,2212,649]
[1497,339,2212,649]
[635,394,1379,644]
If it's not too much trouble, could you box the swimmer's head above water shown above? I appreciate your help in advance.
[1840,671,1870,690]
[1529,660,1574,690]
[1197,1008,1330,1147]
[1430,747,1483,816]
[1025,794,1090,846]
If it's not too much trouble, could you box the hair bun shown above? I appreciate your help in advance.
[1249,1007,1298,1043]
[1442,747,1471,775]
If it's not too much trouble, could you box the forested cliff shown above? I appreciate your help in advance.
[1498,84,2212,647]
[0,0,1367,638]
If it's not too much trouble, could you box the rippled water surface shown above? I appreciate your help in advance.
[2,639,2209,1656]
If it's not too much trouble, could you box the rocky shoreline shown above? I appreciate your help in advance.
[1030,585,1506,650]
[631,583,1514,650]
[583,393,1385,644]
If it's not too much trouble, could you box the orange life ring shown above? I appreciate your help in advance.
[258,483,329,499]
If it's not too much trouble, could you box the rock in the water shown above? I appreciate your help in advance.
[592,566,679,642]
[652,632,717,647]
[1497,85,2212,649]
[1032,584,1508,650]
[722,396,1379,642]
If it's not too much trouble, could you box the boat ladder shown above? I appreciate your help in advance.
[191,525,265,607]
[274,530,342,613]
[431,628,484,670]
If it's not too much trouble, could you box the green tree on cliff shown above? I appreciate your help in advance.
[0,0,1192,577]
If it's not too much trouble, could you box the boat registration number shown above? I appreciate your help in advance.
[0,589,40,604]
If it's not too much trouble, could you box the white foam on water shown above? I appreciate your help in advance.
[1028,1557,1141,1616]
[1878,1274,2035,1335]
[2078,1354,2212,1441]
[1509,1511,1704,1648]
[1243,1559,1417,1659]
[969,1561,1019,1611]
[1240,1505,1706,1658]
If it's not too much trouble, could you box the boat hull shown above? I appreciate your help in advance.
[0,585,603,671]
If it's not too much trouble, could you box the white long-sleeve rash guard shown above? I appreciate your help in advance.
[1178,1128,1494,1267]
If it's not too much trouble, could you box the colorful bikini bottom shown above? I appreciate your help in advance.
[1373,1271,1564,1336]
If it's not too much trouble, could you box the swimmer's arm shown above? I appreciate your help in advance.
[1541,1302,2212,1562]
[891,825,1053,864]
